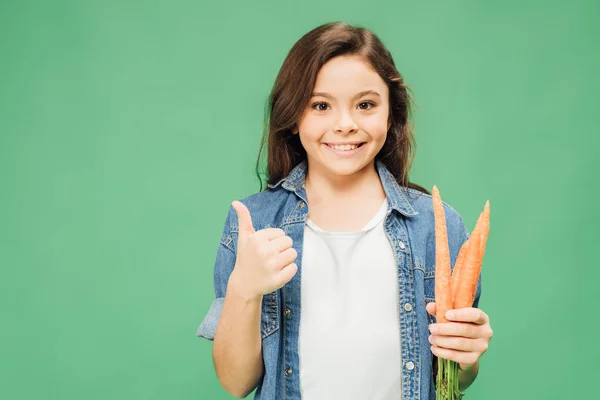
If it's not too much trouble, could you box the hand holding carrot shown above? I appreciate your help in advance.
[431,185,491,398]
[426,302,493,372]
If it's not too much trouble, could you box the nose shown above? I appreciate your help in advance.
[334,110,358,134]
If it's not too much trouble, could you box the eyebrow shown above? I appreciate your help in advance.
[311,90,381,100]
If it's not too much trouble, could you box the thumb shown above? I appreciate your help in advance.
[232,201,255,239]
[426,301,437,316]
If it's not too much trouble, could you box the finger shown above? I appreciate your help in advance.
[430,346,479,368]
[254,228,286,241]
[429,322,480,338]
[429,335,487,353]
[273,247,298,269]
[274,263,298,288]
[232,201,255,238]
[426,302,436,316]
[268,235,294,253]
[446,307,489,325]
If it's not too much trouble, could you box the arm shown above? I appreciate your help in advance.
[458,360,479,391]
[199,202,296,398]
[213,272,264,398]
[197,206,264,398]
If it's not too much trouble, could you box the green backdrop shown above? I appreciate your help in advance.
[2,0,598,399]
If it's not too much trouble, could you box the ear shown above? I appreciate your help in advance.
[387,119,392,132]
[291,124,299,135]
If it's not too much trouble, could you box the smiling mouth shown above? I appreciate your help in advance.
[324,142,366,151]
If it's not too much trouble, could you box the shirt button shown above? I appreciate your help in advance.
[298,202,305,208]
[284,367,293,376]
[284,307,292,317]
[405,361,415,371]
[404,303,413,312]
[398,241,406,250]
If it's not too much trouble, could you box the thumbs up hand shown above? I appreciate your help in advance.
[228,200,298,301]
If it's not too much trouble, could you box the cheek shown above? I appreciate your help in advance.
[297,131,321,153]
[297,117,327,143]
[297,110,389,140]
[363,115,389,140]
[298,130,322,146]
[298,115,325,132]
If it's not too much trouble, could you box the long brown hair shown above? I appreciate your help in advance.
[255,21,430,197]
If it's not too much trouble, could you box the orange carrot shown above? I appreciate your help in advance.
[432,194,491,400]
[432,185,452,323]
[469,201,490,305]
[480,201,490,258]
[450,238,470,307]
[454,202,490,308]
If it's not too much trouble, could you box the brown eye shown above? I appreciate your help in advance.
[359,101,376,110]
[311,102,330,111]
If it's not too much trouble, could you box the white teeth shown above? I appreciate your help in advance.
[329,144,359,151]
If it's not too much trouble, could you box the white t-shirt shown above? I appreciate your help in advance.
[299,198,403,399]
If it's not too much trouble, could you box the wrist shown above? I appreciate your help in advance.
[459,359,478,372]
[228,271,263,304]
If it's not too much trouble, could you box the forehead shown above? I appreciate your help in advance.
[313,55,387,94]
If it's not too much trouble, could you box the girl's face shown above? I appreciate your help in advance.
[293,54,391,179]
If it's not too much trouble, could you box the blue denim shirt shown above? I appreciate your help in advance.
[197,159,481,400]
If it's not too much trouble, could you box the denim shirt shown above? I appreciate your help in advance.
[197,159,481,400]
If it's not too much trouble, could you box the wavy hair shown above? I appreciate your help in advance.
[256,21,430,197]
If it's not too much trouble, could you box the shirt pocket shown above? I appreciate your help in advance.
[254,224,280,340]
[260,291,279,339]
[423,269,437,325]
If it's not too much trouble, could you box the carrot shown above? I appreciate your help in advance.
[480,200,490,258]
[454,202,490,308]
[470,202,490,304]
[432,192,491,400]
[432,185,452,324]
[453,219,481,308]
[450,238,470,307]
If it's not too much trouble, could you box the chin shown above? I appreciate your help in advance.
[321,159,372,177]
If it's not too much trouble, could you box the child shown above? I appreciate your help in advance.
[196,21,493,400]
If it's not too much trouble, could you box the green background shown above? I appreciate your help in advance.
[1,0,598,399]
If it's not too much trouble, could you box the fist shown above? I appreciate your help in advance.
[228,200,298,301]
[426,301,493,371]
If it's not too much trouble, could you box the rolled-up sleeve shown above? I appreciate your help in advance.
[196,297,225,340]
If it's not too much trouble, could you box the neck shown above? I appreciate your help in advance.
[304,160,384,203]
